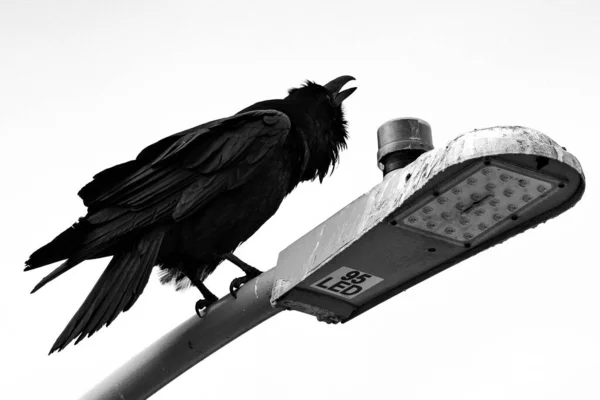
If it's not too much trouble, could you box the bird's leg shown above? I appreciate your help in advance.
[186,272,218,318]
[221,252,262,298]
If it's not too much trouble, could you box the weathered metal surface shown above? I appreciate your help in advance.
[271,126,585,322]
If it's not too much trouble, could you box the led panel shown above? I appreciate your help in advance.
[393,159,565,246]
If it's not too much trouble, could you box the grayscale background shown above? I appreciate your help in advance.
[1,0,598,399]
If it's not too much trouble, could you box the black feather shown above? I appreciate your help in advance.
[25,219,87,270]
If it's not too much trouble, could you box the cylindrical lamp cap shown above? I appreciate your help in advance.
[377,118,434,171]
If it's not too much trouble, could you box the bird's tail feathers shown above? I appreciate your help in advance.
[27,210,151,293]
[49,229,164,354]
[25,219,88,271]
[30,258,83,294]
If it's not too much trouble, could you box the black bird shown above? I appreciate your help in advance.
[25,75,356,354]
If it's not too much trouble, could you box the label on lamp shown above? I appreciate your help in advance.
[311,267,383,299]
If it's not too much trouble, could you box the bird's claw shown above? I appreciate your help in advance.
[195,298,216,318]
[229,276,249,299]
[221,253,262,298]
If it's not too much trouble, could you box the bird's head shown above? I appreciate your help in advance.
[285,75,356,182]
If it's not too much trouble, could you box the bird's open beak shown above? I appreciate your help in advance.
[324,75,356,106]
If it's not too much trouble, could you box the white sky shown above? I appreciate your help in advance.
[1,0,599,399]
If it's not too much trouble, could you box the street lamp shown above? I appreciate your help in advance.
[81,120,585,400]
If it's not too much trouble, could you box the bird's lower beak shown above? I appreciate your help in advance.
[324,75,357,106]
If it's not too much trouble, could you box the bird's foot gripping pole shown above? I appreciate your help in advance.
[81,268,281,400]
[222,252,262,298]
[192,281,218,318]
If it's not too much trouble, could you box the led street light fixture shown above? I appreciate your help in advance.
[271,125,584,324]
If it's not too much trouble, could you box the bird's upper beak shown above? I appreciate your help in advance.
[324,75,356,106]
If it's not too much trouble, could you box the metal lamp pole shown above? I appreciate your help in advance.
[81,268,280,400]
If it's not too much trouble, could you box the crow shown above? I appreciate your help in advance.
[25,75,356,354]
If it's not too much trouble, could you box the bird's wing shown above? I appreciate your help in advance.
[79,109,291,219]
[27,110,292,293]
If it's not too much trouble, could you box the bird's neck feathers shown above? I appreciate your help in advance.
[297,108,348,184]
